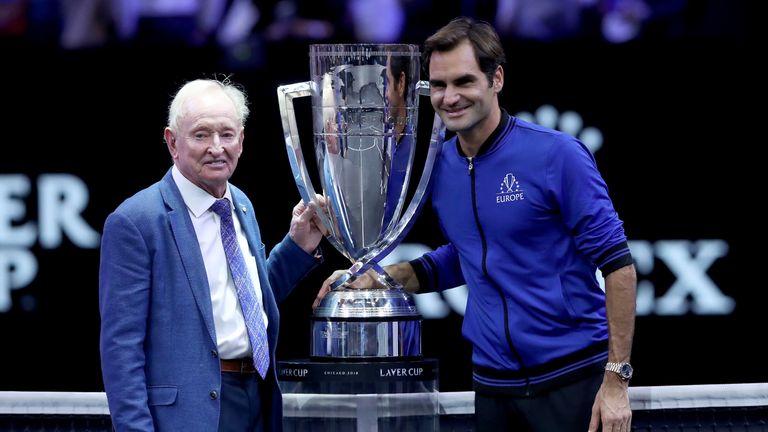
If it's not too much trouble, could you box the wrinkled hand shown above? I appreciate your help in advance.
[288,198,327,255]
[589,378,632,432]
[313,269,379,310]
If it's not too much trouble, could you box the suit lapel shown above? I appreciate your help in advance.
[159,170,217,345]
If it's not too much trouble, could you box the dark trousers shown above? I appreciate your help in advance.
[475,370,604,432]
[218,372,265,432]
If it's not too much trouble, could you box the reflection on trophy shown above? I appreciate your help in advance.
[278,44,445,360]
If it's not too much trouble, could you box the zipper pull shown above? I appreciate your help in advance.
[467,157,474,175]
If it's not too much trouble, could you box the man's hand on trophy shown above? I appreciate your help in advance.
[289,198,327,255]
[312,194,329,221]
[313,269,382,310]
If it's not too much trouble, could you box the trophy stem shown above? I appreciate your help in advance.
[329,262,402,290]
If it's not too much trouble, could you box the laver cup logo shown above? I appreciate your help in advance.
[379,367,424,377]
[279,368,309,378]
[278,360,437,382]
[0,174,100,312]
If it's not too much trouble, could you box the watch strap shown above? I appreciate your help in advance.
[605,362,633,381]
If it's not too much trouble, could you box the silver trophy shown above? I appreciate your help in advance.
[278,44,445,360]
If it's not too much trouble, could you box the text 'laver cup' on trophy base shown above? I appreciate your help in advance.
[278,44,445,361]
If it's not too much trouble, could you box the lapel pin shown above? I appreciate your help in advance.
[241,205,247,213]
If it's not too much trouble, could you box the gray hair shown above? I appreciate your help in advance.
[166,77,250,132]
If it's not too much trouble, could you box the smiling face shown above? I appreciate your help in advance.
[428,39,503,153]
[164,85,244,198]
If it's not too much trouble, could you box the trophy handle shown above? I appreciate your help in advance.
[332,80,446,289]
[277,82,345,256]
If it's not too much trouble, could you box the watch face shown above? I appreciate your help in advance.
[619,363,633,379]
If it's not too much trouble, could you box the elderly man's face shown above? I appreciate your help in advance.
[166,87,244,198]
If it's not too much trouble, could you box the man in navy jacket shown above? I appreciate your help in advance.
[318,17,636,432]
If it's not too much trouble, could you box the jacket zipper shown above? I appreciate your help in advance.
[468,156,531,394]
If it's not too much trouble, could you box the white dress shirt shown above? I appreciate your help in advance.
[171,165,267,359]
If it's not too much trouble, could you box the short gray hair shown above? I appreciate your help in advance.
[167,77,250,132]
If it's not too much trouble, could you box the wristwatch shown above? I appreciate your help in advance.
[605,362,633,381]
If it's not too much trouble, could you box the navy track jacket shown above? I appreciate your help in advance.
[411,113,632,395]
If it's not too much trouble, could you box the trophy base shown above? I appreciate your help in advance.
[310,317,421,359]
[308,355,423,362]
[278,357,439,431]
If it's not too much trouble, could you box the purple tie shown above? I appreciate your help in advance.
[211,198,269,378]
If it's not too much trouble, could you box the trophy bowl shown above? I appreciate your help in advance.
[278,44,444,360]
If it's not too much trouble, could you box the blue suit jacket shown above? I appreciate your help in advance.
[99,169,318,431]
